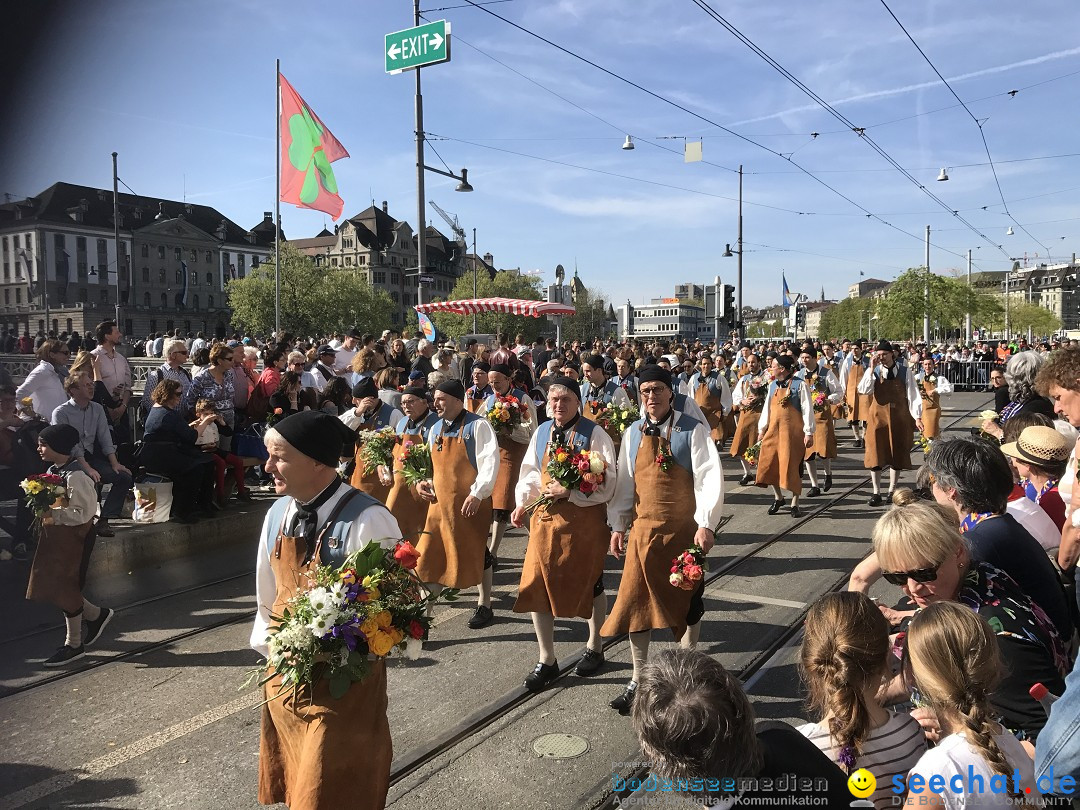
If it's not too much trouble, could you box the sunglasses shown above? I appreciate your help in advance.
[881,564,941,586]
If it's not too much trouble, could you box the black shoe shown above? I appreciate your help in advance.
[235,490,255,503]
[806,487,821,498]
[524,661,560,692]
[610,681,638,714]
[467,605,494,629]
[43,644,85,668]
[868,493,883,507]
[823,474,833,492]
[738,474,753,486]
[887,490,895,503]
[95,520,115,538]
[84,608,114,648]
[791,505,802,518]
[854,438,864,448]
[575,648,605,677]
[767,500,784,515]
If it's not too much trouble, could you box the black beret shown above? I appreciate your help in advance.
[775,354,796,370]
[546,375,581,400]
[472,361,491,373]
[637,365,673,388]
[272,410,353,467]
[435,379,466,401]
[583,354,606,369]
[39,423,80,455]
[489,363,512,377]
[351,378,377,399]
[401,385,427,399]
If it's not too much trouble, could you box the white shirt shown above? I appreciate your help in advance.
[452,415,500,500]
[514,419,618,509]
[907,730,1042,808]
[334,345,358,374]
[857,364,922,420]
[916,371,954,396]
[757,377,815,436]
[606,417,724,533]
[17,360,67,423]
[249,484,403,658]
[340,406,404,433]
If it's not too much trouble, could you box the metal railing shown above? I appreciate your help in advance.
[934,360,999,392]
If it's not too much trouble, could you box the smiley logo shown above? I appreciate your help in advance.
[847,768,876,799]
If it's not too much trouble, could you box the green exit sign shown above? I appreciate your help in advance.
[385,20,450,74]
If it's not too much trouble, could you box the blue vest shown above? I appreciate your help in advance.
[534,417,598,466]
[623,412,698,475]
[689,371,724,399]
[581,380,611,405]
[360,402,399,431]
[395,410,439,439]
[428,410,483,471]
[767,377,805,414]
[672,392,703,423]
[263,487,384,568]
[608,377,637,400]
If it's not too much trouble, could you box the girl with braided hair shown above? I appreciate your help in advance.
[798,592,925,809]
[906,602,1041,807]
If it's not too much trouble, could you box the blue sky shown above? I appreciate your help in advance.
[3,0,1079,309]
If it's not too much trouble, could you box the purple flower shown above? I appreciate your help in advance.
[331,616,364,652]
[838,744,857,771]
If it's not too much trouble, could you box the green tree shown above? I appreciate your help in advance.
[226,243,394,337]
[818,297,875,340]
[982,296,1061,338]
[562,287,614,343]
[427,270,545,341]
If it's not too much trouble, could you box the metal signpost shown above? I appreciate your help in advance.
[385,20,450,74]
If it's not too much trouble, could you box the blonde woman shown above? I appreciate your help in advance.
[905,602,1041,807]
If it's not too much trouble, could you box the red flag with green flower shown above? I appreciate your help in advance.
[279,73,349,219]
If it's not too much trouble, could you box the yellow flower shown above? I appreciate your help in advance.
[375,610,393,629]
[389,627,404,645]
[20,397,32,406]
[338,569,356,586]
[359,617,379,637]
[369,630,396,656]
[26,481,43,495]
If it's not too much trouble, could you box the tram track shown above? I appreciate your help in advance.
[387,397,990,791]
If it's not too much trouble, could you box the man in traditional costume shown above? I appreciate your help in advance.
[252,411,401,810]
[581,354,615,415]
[839,341,871,447]
[857,340,921,505]
[464,361,491,414]
[755,355,814,517]
[415,380,499,629]
[341,377,403,502]
[796,346,843,498]
[477,363,537,566]
[915,356,952,447]
[730,354,767,486]
[510,377,617,691]
[611,356,638,405]
[687,354,733,446]
[383,385,440,542]
[602,365,724,714]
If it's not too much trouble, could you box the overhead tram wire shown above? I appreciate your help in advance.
[877,0,1054,256]
[688,0,1011,261]
[458,0,975,263]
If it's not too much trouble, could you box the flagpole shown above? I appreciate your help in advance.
[275,59,282,337]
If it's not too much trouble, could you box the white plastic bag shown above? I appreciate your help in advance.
[132,476,173,523]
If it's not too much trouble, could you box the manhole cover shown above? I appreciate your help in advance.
[532,733,590,759]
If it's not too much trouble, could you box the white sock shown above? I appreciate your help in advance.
[870,469,882,494]
[629,630,651,683]
[739,459,752,476]
[771,485,783,500]
[823,459,832,477]
[680,621,701,650]
[806,460,819,487]
[425,583,443,617]
[531,613,556,665]
[65,612,83,647]
[477,566,494,609]
[587,593,606,652]
[889,468,900,492]
[488,521,506,558]
[83,600,101,622]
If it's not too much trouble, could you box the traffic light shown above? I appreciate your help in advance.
[796,304,807,329]
[723,285,736,329]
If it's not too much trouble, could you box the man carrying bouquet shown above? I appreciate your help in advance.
[796,346,843,498]
[730,353,767,486]
[383,385,439,541]
[510,376,618,692]
[252,410,402,810]
[341,377,403,503]
[602,365,724,714]
[477,363,537,573]
[415,380,501,630]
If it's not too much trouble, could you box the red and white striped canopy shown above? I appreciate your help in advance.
[414,297,575,318]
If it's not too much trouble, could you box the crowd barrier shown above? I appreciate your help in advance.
[934,359,999,392]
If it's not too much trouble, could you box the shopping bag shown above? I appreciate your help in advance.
[234,423,269,461]
[132,475,173,523]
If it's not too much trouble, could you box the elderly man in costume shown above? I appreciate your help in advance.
[415,379,500,629]
[510,376,618,692]
[755,355,814,517]
[686,354,733,447]
[477,363,537,565]
[857,339,922,505]
[464,361,491,413]
[341,377,403,502]
[796,346,843,498]
[602,365,724,714]
[251,410,402,810]
[382,385,440,541]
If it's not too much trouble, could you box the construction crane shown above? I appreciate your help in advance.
[429,200,478,331]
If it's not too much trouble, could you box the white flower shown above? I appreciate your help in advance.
[328,581,348,603]
[589,455,605,474]
[405,637,423,661]
[307,587,332,614]
[307,614,333,638]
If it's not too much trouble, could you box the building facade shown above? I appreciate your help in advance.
[674,283,704,301]
[848,278,890,299]
[0,183,273,340]
[1003,262,1080,331]
[616,300,704,341]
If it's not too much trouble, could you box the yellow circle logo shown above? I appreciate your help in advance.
[847,768,876,799]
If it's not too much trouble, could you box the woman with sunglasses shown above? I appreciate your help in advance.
[16,340,70,421]
[874,499,1067,745]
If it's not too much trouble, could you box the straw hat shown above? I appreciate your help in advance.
[1000,425,1071,466]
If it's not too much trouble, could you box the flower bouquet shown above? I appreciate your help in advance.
[397,438,433,488]
[21,473,66,518]
[251,540,459,702]
[812,391,829,414]
[914,433,932,454]
[524,444,608,513]
[265,406,285,427]
[745,376,768,409]
[356,427,397,476]
[975,409,1000,442]
[669,547,707,590]
[486,393,529,435]
[18,396,42,421]
[743,440,762,466]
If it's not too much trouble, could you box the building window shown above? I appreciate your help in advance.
[190,249,197,263]
[237,254,245,276]
[205,251,212,263]
[142,267,150,282]
[373,271,386,284]
[13,235,20,249]
[158,246,165,259]
[391,272,399,285]
[100,290,109,304]
[252,255,259,268]
[206,272,213,286]
[3,290,8,305]
[78,287,88,303]
[2,262,7,279]
[174,247,182,261]
[331,258,338,267]
[76,236,86,251]
[345,256,353,266]
[359,255,367,265]
[192,295,199,311]
[391,291,399,303]
[55,234,64,250]
[175,270,183,284]
[208,295,214,309]
[161,293,168,308]
[191,271,198,287]
[144,292,151,307]
[141,244,149,258]
[77,261,87,278]
[158,268,166,283]
[15,289,21,304]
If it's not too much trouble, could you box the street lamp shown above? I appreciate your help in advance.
[721,164,745,340]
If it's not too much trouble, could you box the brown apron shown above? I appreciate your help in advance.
[864,372,915,470]
[693,379,726,443]
[601,432,699,639]
[845,362,871,423]
[349,417,392,503]
[26,520,96,614]
[805,378,837,461]
[492,433,528,513]
[385,430,430,542]
[755,385,804,495]
[258,517,391,810]
[514,438,608,619]
[730,378,765,459]
[465,392,486,414]
[414,428,493,588]
[920,379,941,439]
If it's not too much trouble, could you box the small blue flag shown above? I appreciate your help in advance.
[782,274,792,308]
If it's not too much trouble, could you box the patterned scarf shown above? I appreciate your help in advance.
[959,511,995,534]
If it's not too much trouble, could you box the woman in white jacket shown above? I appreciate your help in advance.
[16,340,70,421]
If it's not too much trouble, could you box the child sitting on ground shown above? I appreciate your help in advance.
[193,399,253,505]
